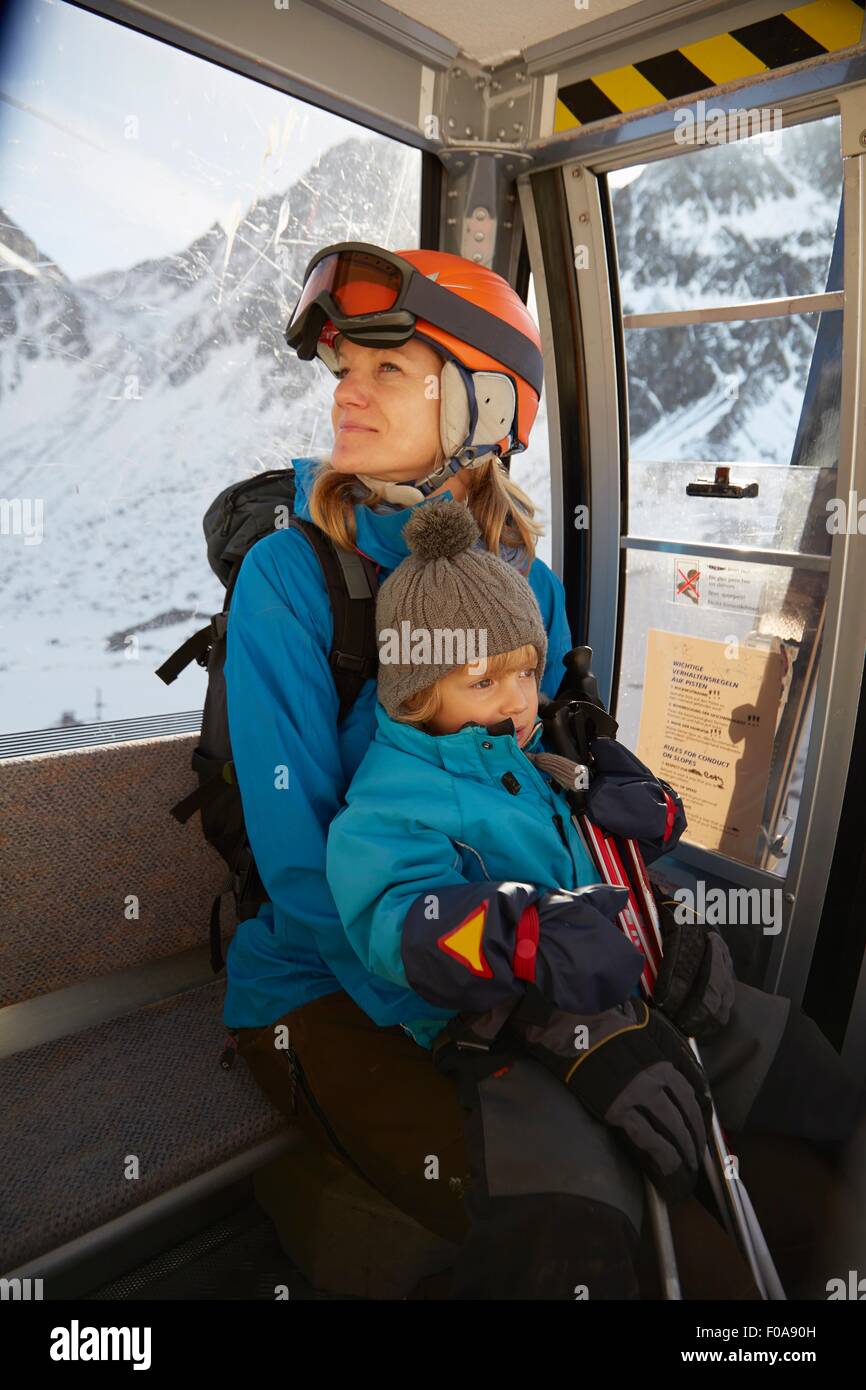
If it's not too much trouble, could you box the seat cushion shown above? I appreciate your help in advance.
[0,981,284,1270]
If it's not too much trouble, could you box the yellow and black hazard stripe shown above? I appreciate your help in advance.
[556,0,865,130]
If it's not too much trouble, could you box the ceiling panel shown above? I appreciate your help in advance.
[365,0,647,64]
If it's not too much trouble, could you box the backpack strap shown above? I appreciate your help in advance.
[155,614,228,685]
[289,517,381,723]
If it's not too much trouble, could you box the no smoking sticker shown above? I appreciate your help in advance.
[672,556,767,615]
[675,564,700,604]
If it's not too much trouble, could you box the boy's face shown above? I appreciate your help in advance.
[425,654,540,748]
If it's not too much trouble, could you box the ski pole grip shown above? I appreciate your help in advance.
[559,647,604,708]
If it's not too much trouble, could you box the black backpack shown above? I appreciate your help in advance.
[157,467,381,974]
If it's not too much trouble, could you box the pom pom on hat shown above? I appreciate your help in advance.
[401,498,480,562]
[376,494,549,721]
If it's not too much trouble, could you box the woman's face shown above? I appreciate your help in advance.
[329,336,443,481]
[425,655,540,749]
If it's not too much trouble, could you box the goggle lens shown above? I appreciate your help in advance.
[287,254,338,327]
[332,250,402,314]
[288,248,403,330]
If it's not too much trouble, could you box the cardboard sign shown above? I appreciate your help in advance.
[636,630,782,863]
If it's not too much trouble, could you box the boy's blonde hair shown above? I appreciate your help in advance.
[394,642,542,729]
[307,453,544,571]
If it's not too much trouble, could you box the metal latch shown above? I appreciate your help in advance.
[686,465,758,498]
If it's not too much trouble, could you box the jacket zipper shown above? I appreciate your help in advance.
[452,838,491,878]
[551,812,570,849]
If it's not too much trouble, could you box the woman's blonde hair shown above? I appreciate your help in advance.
[307,447,545,571]
[395,641,541,730]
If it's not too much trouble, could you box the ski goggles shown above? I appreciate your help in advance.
[284,241,543,395]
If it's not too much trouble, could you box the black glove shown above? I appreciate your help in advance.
[505,987,713,1202]
[653,897,736,1041]
[430,1004,521,1101]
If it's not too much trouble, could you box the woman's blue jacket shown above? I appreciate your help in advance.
[222,456,576,1032]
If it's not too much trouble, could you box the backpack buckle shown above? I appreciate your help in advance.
[331,650,369,673]
[193,614,228,669]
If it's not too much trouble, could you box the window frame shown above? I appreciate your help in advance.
[521,81,866,1034]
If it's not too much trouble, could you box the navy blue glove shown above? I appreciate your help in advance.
[586,738,686,863]
[401,880,645,1017]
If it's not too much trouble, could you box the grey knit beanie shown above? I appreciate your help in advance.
[376,499,548,719]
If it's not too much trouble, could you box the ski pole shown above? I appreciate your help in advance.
[623,849,786,1298]
[645,1179,682,1300]
[547,648,786,1299]
[561,816,682,1297]
[602,824,786,1300]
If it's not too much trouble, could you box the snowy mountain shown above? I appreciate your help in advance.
[611,116,841,467]
[0,118,841,736]
[0,135,424,732]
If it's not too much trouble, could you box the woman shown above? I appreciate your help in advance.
[225,245,843,1299]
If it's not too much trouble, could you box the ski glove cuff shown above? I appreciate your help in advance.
[653,899,737,1041]
[400,880,645,1017]
[506,988,713,1203]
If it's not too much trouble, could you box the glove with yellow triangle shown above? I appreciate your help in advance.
[400,880,645,1019]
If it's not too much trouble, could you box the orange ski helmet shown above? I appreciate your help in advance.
[285,243,543,463]
[389,249,542,454]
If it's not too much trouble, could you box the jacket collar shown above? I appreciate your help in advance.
[372,699,545,771]
[292,456,456,573]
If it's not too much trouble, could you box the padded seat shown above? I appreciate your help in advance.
[1,732,458,1296]
[0,980,284,1272]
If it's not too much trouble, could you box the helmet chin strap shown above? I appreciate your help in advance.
[359,447,493,507]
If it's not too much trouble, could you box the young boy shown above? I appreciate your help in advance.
[326,499,863,1297]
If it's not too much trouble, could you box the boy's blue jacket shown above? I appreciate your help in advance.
[326,704,647,1049]
[222,456,576,1032]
